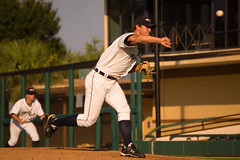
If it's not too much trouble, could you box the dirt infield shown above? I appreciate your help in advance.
[0,147,204,160]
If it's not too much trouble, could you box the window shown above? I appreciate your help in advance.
[108,0,153,44]
[107,0,240,52]
[214,0,239,48]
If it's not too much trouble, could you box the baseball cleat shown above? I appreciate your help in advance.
[120,142,146,158]
[44,114,57,137]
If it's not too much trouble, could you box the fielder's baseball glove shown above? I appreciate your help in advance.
[138,61,153,80]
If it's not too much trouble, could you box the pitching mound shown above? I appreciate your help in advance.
[0,147,203,160]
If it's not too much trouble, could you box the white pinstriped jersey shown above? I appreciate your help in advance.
[10,98,44,123]
[95,33,137,78]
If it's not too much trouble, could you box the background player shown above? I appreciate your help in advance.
[5,87,46,147]
[44,15,171,158]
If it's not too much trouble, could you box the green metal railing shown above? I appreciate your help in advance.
[169,134,240,141]
[96,107,119,150]
[145,117,217,141]
[145,113,240,141]
[44,72,50,146]
[0,58,143,149]
[141,113,240,156]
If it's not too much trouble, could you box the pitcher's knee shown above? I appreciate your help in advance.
[76,114,97,127]
[8,139,18,146]
[31,134,39,142]
[116,105,131,121]
[118,111,130,122]
[77,119,96,127]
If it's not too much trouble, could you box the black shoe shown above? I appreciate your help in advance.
[120,143,146,158]
[44,114,57,137]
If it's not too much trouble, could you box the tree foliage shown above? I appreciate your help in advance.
[0,0,104,100]
[66,37,104,63]
[65,37,104,79]
[0,39,58,72]
[79,37,104,61]
[0,0,66,57]
[0,38,65,101]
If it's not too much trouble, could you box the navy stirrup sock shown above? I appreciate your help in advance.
[32,141,39,147]
[118,120,132,147]
[52,114,78,127]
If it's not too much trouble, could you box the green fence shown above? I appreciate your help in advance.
[140,113,240,156]
[0,58,143,149]
[2,58,240,156]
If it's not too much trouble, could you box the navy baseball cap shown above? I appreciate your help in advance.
[25,87,36,95]
[134,16,156,28]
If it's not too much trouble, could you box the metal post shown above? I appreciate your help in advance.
[21,76,25,98]
[68,69,74,147]
[0,78,5,147]
[238,0,240,47]
[95,116,101,149]
[110,114,117,150]
[45,72,50,146]
[155,0,161,137]
[211,0,215,49]
[98,107,119,150]
[224,0,227,48]
[130,73,136,144]
[20,76,26,147]
[136,57,142,141]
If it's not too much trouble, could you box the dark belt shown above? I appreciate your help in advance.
[94,68,117,80]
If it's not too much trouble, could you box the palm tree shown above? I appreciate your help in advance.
[0,38,60,101]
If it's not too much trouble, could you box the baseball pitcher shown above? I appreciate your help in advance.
[44,15,171,158]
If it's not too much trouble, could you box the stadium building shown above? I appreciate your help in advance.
[103,0,240,155]
[1,0,240,156]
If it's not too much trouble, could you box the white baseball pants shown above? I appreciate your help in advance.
[77,70,131,127]
[8,119,39,146]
